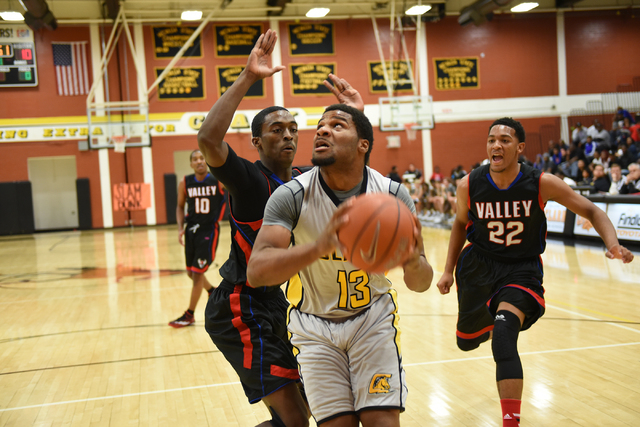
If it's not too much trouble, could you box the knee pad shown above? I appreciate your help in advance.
[492,310,523,381]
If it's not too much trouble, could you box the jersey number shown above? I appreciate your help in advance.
[194,197,210,214]
[337,270,371,309]
[487,221,524,246]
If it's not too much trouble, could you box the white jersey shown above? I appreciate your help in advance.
[263,166,415,319]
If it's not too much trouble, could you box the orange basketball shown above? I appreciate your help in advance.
[337,192,416,273]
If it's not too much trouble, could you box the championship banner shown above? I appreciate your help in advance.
[152,26,202,58]
[155,67,205,101]
[113,183,151,211]
[434,57,479,90]
[217,65,264,98]
[289,63,335,96]
[288,23,334,56]
[368,60,414,93]
[214,25,261,57]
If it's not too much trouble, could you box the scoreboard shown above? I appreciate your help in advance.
[0,24,38,87]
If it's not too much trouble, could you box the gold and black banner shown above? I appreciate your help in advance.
[434,57,479,90]
[289,63,336,96]
[288,23,334,56]
[217,66,264,98]
[214,25,262,57]
[152,26,202,58]
[368,60,414,93]
[155,67,205,101]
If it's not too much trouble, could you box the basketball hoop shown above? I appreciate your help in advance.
[404,123,417,141]
[112,135,127,153]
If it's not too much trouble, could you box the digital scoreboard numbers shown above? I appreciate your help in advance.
[0,25,38,87]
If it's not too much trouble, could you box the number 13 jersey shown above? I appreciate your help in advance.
[466,163,547,263]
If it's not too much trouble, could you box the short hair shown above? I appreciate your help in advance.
[489,117,525,143]
[190,149,201,161]
[323,104,374,164]
[251,106,291,138]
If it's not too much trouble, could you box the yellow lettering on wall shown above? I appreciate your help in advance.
[80,128,89,136]
[92,127,103,135]
[5,130,16,138]
[43,129,53,137]
[189,115,205,130]
[18,130,28,138]
[230,113,250,129]
[55,128,66,137]
[154,124,164,132]
[165,124,175,132]
[68,128,78,136]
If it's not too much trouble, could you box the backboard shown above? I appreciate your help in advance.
[379,95,434,131]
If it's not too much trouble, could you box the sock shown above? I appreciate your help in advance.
[187,309,195,315]
[500,399,521,427]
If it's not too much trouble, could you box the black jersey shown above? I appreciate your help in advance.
[466,163,547,262]
[208,146,307,290]
[184,173,226,227]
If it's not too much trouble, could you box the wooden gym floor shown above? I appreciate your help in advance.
[0,224,639,426]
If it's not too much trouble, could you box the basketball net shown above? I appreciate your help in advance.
[404,123,417,141]
[112,135,127,153]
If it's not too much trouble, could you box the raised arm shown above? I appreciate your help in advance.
[197,30,285,168]
[541,173,634,263]
[323,73,365,111]
[437,176,470,295]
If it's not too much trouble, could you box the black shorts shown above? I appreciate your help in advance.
[455,244,545,343]
[184,222,220,273]
[204,280,300,403]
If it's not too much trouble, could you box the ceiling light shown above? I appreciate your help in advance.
[0,11,24,21]
[510,2,539,12]
[405,5,432,15]
[306,8,329,18]
[181,10,203,20]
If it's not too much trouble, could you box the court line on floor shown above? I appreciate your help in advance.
[547,303,640,334]
[2,340,639,413]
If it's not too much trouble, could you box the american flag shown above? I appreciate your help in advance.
[52,42,90,96]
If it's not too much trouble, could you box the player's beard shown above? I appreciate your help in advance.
[312,155,336,167]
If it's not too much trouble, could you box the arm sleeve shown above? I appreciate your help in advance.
[263,182,304,231]
[391,180,417,214]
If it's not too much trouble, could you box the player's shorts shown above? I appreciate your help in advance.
[184,222,220,273]
[204,280,300,403]
[288,291,407,425]
[455,244,546,345]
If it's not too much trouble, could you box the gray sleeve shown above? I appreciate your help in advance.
[392,181,417,214]
[263,182,304,231]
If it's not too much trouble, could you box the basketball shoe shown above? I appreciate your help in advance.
[169,311,195,328]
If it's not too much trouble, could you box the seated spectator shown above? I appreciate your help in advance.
[403,163,423,183]
[578,167,593,187]
[592,147,612,173]
[533,154,545,171]
[620,163,640,194]
[386,165,402,183]
[583,136,598,160]
[556,170,577,187]
[573,158,588,183]
[572,122,588,146]
[616,142,635,170]
[429,165,443,184]
[613,117,632,148]
[591,164,611,193]
[615,106,635,123]
[608,163,626,195]
[550,147,563,166]
[589,121,611,148]
[630,115,640,143]
[451,164,467,181]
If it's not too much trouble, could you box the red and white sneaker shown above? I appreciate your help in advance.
[169,311,195,328]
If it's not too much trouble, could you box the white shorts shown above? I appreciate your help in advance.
[288,291,407,424]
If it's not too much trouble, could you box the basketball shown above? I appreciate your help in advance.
[337,192,416,273]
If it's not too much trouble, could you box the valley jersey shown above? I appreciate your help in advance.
[184,173,226,227]
[466,163,547,262]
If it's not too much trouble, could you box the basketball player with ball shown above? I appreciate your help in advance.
[248,104,434,426]
[436,117,634,427]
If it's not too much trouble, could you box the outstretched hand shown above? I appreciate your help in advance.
[606,244,634,263]
[245,29,286,80]
[324,73,365,111]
